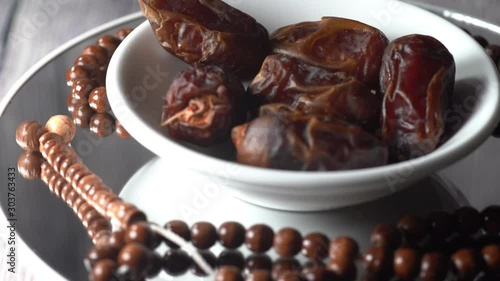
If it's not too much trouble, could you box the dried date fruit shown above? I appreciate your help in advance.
[139,0,270,79]
[271,17,389,88]
[162,65,247,145]
[231,104,388,171]
[380,34,455,160]
[248,54,381,133]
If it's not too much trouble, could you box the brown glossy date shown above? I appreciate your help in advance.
[162,66,247,145]
[270,17,389,88]
[231,104,388,171]
[380,34,455,160]
[139,0,270,79]
[248,54,381,133]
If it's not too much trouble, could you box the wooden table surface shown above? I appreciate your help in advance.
[0,0,499,280]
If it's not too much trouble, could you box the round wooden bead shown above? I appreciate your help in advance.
[191,221,218,250]
[276,271,305,281]
[72,196,87,216]
[245,224,274,253]
[64,162,86,183]
[66,65,89,86]
[82,209,102,228]
[59,155,78,180]
[455,206,482,235]
[245,254,273,274]
[107,230,125,250]
[114,204,147,228]
[420,252,449,281]
[59,181,72,201]
[67,94,86,113]
[45,115,76,144]
[215,266,244,281]
[482,245,500,274]
[46,170,59,193]
[71,169,91,194]
[38,132,61,151]
[97,35,121,56]
[82,45,109,66]
[370,224,402,249]
[115,28,133,40]
[163,249,191,276]
[364,247,393,275]
[394,248,420,280]
[327,258,356,281]
[397,215,426,245]
[77,203,94,220]
[329,236,359,261]
[90,113,115,137]
[219,221,246,249]
[74,54,99,75]
[272,258,301,280]
[115,120,130,139]
[146,251,163,278]
[426,211,455,239]
[104,198,125,219]
[88,87,111,113]
[62,185,77,205]
[16,121,45,151]
[73,103,95,128]
[274,228,302,257]
[191,250,217,277]
[51,150,68,173]
[78,174,102,200]
[117,242,151,279]
[125,221,161,249]
[482,206,500,236]
[71,78,96,101]
[302,232,329,261]
[87,218,111,240]
[91,259,117,281]
[46,144,66,167]
[164,220,191,248]
[39,162,50,182]
[246,270,272,281]
[218,250,244,270]
[451,248,483,281]
[85,245,118,267]
[17,151,44,179]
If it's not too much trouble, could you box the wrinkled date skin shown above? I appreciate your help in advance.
[380,34,455,160]
[271,17,389,88]
[162,66,247,146]
[139,0,270,79]
[248,54,381,133]
[231,104,388,171]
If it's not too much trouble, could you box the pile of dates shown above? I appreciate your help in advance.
[139,0,456,171]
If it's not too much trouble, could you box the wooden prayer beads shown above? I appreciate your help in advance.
[65,28,132,139]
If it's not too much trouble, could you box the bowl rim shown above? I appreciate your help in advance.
[107,1,500,191]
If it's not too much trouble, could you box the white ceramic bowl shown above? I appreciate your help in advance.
[107,0,500,211]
